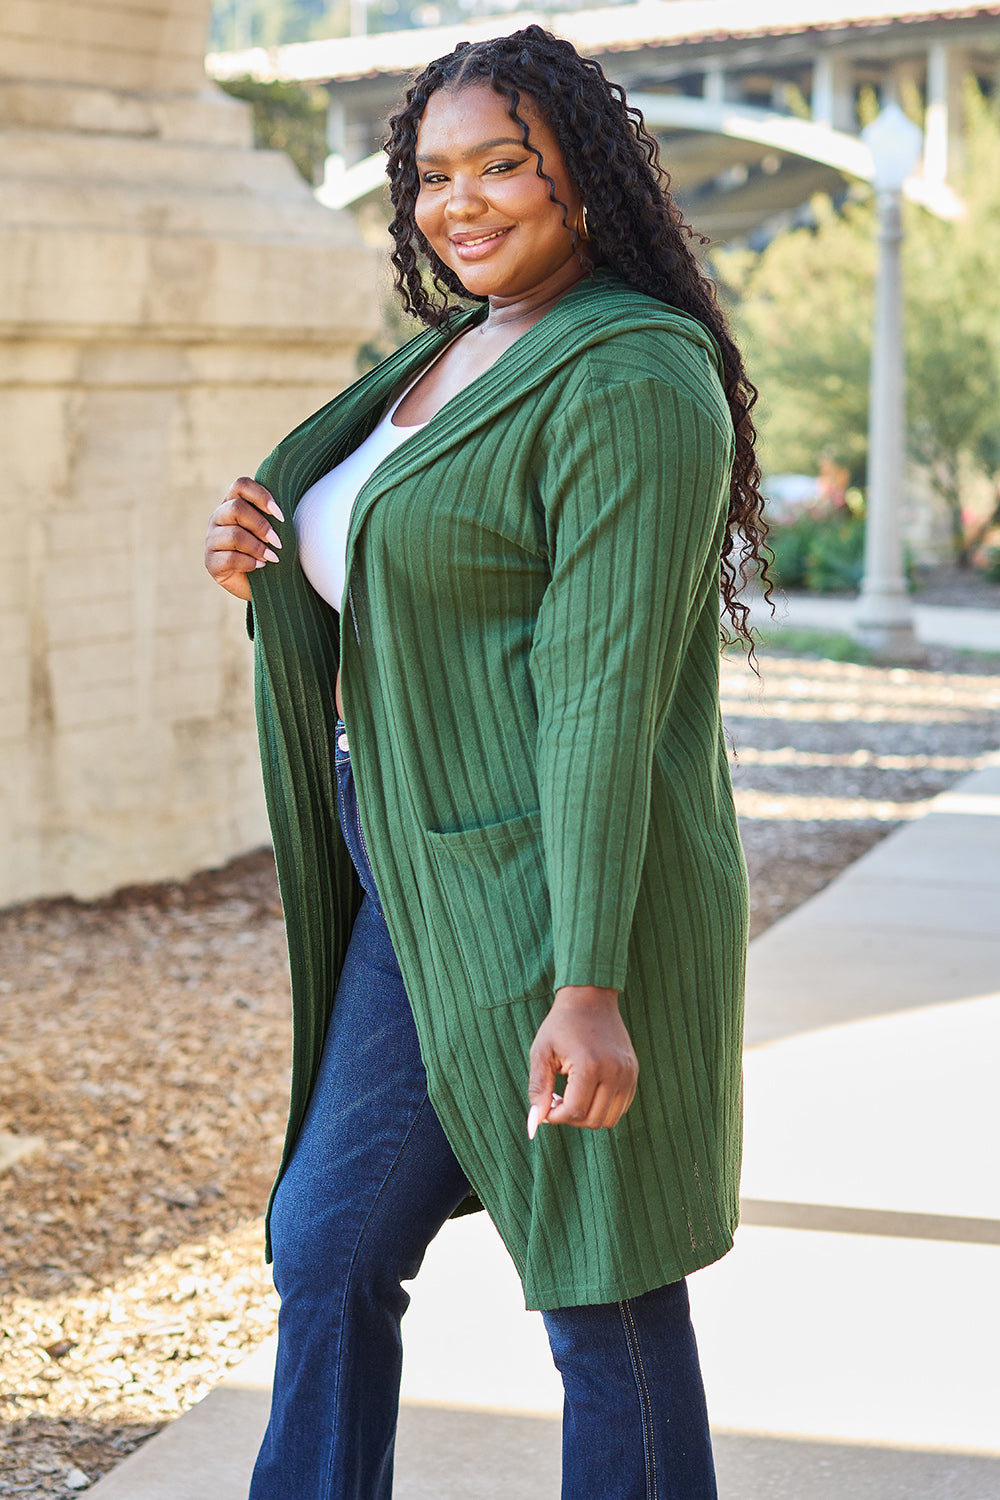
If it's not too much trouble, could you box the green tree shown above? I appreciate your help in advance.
[716,196,874,485]
[905,83,1000,561]
[717,81,1000,565]
[218,76,331,184]
[209,1,346,50]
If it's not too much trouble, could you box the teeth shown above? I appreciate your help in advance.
[461,230,506,247]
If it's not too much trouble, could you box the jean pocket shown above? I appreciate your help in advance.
[425,809,555,1008]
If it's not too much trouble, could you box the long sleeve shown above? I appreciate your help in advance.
[530,374,734,992]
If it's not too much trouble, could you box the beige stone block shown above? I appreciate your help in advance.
[72,344,199,390]
[0,658,30,740]
[159,495,229,549]
[52,678,134,732]
[0,626,29,681]
[0,3,382,904]
[0,703,30,744]
[2,0,189,32]
[44,513,132,562]
[1,657,269,903]
[57,340,351,403]
[53,399,172,513]
[58,721,145,791]
[152,91,254,148]
[158,668,224,720]
[0,129,300,196]
[0,225,379,340]
[67,760,261,885]
[154,575,225,632]
[46,552,133,606]
[0,178,343,246]
[0,776,38,904]
[0,557,29,619]
[1,0,212,92]
[0,609,30,662]
[156,586,229,641]
[55,725,159,813]
[167,775,267,855]
[183,386,338,490]
[0,34,203,93]
[49,638,134,690]
[93,0,205,14]
[152,595,213,658]
[46,596,132,648]
[0,389,75,506]
[0,80,251,148]
[185,341,369,391]
[0,665,29,722]
[0,335,80,383]
[4,0,186,52]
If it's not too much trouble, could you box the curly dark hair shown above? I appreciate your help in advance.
[384,24,771,646]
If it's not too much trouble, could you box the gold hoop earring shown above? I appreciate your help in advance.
[577,204,590,243]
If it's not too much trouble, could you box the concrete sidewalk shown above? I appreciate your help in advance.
[90,755,1000,1496]
[750,589,1000,653]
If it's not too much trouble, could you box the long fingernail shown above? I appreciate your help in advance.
[268,500,285,522]
[527,1105,540,1141]
[265,528,282,548]
[254,559,266,569]
[263,547,279,564]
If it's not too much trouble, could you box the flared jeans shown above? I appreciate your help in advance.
[248,726,718,1500]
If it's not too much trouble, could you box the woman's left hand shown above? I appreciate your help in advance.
[527,987,638,1136]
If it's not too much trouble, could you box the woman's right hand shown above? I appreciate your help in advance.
[204,477,284,602]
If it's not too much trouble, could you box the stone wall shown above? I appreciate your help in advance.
[0,0,383,905]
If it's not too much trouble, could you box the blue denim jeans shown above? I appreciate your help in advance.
[249,724,717,1500]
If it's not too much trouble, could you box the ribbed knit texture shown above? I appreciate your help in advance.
[249,271,748,1310]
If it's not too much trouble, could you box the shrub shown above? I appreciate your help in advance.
[767,508,867,594]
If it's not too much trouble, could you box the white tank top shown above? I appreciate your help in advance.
[294,384,427,614]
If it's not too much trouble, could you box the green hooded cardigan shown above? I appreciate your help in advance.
[248,270,747,1312]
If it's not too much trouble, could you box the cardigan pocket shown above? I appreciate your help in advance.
[425,809,555,1008]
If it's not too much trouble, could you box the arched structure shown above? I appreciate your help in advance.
[209,0,998,236]
[313,88,962,223]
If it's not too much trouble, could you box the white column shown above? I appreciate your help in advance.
[924,42,966,186]
[812,52,855,131]
[327,97,347,159]
[321,95,348,198]
[855,187,919,657]
[703,67,727,106]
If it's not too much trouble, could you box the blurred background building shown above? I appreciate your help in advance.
[207,1,1000,240]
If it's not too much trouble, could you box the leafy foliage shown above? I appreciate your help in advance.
[766,507,868,594]
[218,77,331,184]
[207,0,581,47]
[715,81,1000,564]
[716,198,875,485]
[209,1,348,49]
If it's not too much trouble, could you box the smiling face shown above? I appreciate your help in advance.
[413,83,586,305]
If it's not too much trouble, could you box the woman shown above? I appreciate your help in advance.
[205,26,767,1500]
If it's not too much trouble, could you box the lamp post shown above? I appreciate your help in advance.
[854,103,924,659]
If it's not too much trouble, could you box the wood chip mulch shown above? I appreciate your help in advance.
[2,639,999,1496]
